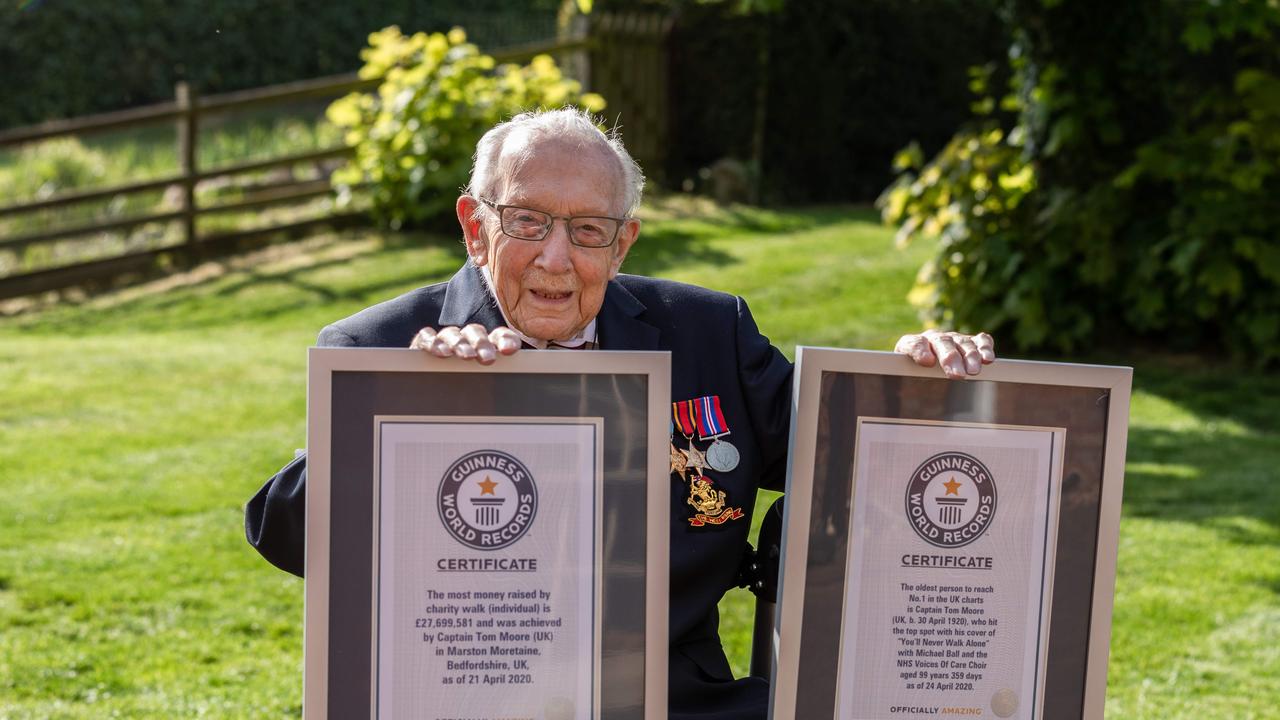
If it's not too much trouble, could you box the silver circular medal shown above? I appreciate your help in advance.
[705,439,740,472]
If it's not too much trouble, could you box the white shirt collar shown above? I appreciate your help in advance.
[478,265,597,349]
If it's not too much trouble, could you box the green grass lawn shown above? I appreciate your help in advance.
[1,200,1277,718]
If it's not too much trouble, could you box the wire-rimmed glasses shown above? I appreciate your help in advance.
[479,198,626,248]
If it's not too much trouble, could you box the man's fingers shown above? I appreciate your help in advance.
[895,334,937,367]
[974,332,996,364]
[412,325,521,364]
[956,334,982,375]
[929,333,967,379]
[461,324,496,364]
[432,326,466,358]
[490,327,522,355]
[410,327,437,350]
[900,329,996,378]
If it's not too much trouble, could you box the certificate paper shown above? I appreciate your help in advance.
[374,417,602,720]
[835,419,1064,720]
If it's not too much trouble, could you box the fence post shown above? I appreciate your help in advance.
[174,82,198,246]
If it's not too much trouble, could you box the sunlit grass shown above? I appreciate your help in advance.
[1,200,1277,718]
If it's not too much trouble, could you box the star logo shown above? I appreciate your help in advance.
[904,451,997,549]
[438,450,537,551]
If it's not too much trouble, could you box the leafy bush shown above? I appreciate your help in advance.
[881,0,1280,364]
[0,138,108,201]
[326,26,604,229]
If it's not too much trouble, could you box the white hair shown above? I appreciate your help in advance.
[466,107,646,217]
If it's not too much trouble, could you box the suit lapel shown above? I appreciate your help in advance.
[597,278,660,351]
[439,262,504,329]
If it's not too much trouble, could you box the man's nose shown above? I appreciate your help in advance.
[534,219,574,272]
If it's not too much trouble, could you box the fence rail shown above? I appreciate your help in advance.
[0,37,592,302]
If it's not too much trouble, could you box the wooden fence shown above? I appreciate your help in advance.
[0,37,594,302]
[0,17,673,304]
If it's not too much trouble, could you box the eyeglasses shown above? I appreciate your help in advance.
[479,198,626,248]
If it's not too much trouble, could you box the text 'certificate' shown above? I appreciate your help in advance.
[836,419,1064,720]
[374,417,603,720]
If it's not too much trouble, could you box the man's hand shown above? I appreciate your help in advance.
[895,330,996,379]
[410,324,522,366]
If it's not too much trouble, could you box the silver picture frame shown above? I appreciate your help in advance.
[304,348,671,719]
[770,348,1132,720]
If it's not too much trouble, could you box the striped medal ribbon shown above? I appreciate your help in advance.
[692,395,740,472]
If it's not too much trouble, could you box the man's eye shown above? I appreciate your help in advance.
[511,211,545,225]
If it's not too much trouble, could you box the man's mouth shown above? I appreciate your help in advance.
[530,288,573,301]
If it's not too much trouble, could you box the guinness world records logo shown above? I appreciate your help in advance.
[437,450,537,551]
[904,451,997,548]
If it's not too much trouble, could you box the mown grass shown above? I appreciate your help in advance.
[1,199,1277,718]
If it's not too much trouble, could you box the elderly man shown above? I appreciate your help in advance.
[245,108,993,719]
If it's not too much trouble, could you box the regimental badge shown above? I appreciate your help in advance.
[685,475,744,527]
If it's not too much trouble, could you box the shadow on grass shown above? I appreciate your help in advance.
[622,224,737,276]
[623,201,873,277]
[1119,357,1280,554]
[10,201,851,333]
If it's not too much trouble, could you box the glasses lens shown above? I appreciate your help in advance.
[501,206,552,240]
[569,217,619,247]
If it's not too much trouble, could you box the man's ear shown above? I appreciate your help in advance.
[609,218,641,277]
[456,195,488,265]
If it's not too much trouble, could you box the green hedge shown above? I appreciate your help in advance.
[880,0,1280,364]
[0,1,560,130]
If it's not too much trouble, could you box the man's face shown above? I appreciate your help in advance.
[458,135,639,341]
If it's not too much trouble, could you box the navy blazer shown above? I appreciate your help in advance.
[245,263,795,719]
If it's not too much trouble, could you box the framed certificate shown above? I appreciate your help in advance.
[770,348,1132,720]
[304,348,670,720]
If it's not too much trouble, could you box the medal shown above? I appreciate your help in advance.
[673,397,744,526]
[670,443,689,481]
[706,439,740,473]
[692,395,740,472]
[683,440,708,476]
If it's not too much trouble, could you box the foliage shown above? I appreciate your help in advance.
[325,26,604,229]
[0,1,562,130]
[881,0,1280,363]
[0,138,107,200]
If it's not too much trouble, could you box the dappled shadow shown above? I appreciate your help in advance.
[622,224,736,276]
[1122,426,1278,535]
[623,201,874,276]
[197,230,467,316]
[1131,355,1280,435]
[7,202,879,333]
[5,228,468,334]
[1119,357,1280,557]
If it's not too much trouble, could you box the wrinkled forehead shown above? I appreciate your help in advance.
[495,128,624,210]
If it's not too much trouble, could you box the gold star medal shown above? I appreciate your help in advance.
[670,442,689,481]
